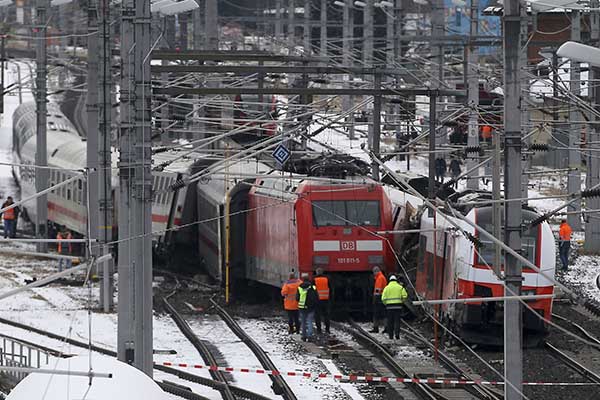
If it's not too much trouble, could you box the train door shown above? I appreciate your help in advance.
[432,229,448,304]
[442,232,456,314]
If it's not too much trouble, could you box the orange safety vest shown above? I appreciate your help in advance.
[481,125,493,139]
[559,223,572,242]
[373,272,387,296]
[3,207,15,220]
[57,232,73,254]
[281,279,302,310]
[314,276,330,301]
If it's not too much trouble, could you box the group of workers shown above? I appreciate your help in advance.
[280,266,409,342]
[281,268,330,342]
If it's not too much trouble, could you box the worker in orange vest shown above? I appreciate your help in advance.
[370,266,388,333]
[481,125,493,144]
[57,229,73,272]
[314,268,331,334]
[281,272,302,334]
[558,219,572,271]
[1,196,20,239]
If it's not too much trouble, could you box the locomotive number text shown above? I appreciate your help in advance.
[337,257,360,264]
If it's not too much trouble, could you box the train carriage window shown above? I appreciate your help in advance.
[61,174,67,198]
[476,207,538,268]
[156,176,164,204]
[82,181,87,205]
[77,180,83,204]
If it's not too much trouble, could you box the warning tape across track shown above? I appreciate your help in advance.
[159,362,600,386]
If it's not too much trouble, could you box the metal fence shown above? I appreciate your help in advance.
[0,334,52,383]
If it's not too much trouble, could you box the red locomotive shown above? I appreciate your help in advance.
[197,162,396,310]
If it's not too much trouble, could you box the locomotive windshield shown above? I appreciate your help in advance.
[476,207,538,268]
[312,200,381,227]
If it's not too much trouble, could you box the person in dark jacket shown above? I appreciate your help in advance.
[296,273,318,342]
[1,197,20,238]
[435,158,447,182]
[449,158,462,188]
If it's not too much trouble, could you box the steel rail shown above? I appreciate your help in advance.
[157,381,212,400]
[0,315,268,400]
[209,299,298,400]
[331,321,440,400]
[544,342,600,384]
[162,298,235,400]
[399,321,503,400]
[551,313,600,347]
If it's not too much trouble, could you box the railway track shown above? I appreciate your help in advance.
[0,316,271,400]
[552,313,600,348]
[162,297,236,400]
[399,321,503,400]
[333,320,497,400]
[543,341,600,384]
[209,299,298,400]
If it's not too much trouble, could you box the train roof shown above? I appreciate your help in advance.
[13,102,79,156]
[152,148,213,174]
[196,160,273,204]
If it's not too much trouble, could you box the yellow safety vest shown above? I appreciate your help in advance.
[381,281,408,308]
[297,285,315,309]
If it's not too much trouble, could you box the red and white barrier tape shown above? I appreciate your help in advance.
[159,362,599,386]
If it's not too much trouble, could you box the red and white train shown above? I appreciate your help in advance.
[196,164,396,310]
[389,178,556,343]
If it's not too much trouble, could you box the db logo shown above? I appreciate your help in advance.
[341,241,355,251]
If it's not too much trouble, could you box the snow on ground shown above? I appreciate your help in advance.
[561,255,600,301]
[185,316,277,399]
[237,318,352,400]
[7,354,166,400]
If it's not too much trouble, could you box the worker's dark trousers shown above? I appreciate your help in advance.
[372,297,385,331]
[559,241,570,270]
[287,310,300,333]
[386,307,403,340]
[315,300,330,333]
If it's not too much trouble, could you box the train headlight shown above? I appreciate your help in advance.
[313,256,329,265]
[368,255,384,265]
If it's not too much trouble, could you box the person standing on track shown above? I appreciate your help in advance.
[370,266,387,333]
[57,229,73,272]
[296,273,318,342]
[281,272,302,334]
[314,268,331,335]
[558,219,572,271]
[381,275,408,340]
[1,196,20,238]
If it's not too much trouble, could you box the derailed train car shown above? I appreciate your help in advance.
[196,163,396,310]
[12,102,206,252]
[415,204,555,345]
[386,173,556,345]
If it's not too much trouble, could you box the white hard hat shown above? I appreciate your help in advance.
[389,275,397,281]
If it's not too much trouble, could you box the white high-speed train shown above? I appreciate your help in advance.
[12,102,205,252]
